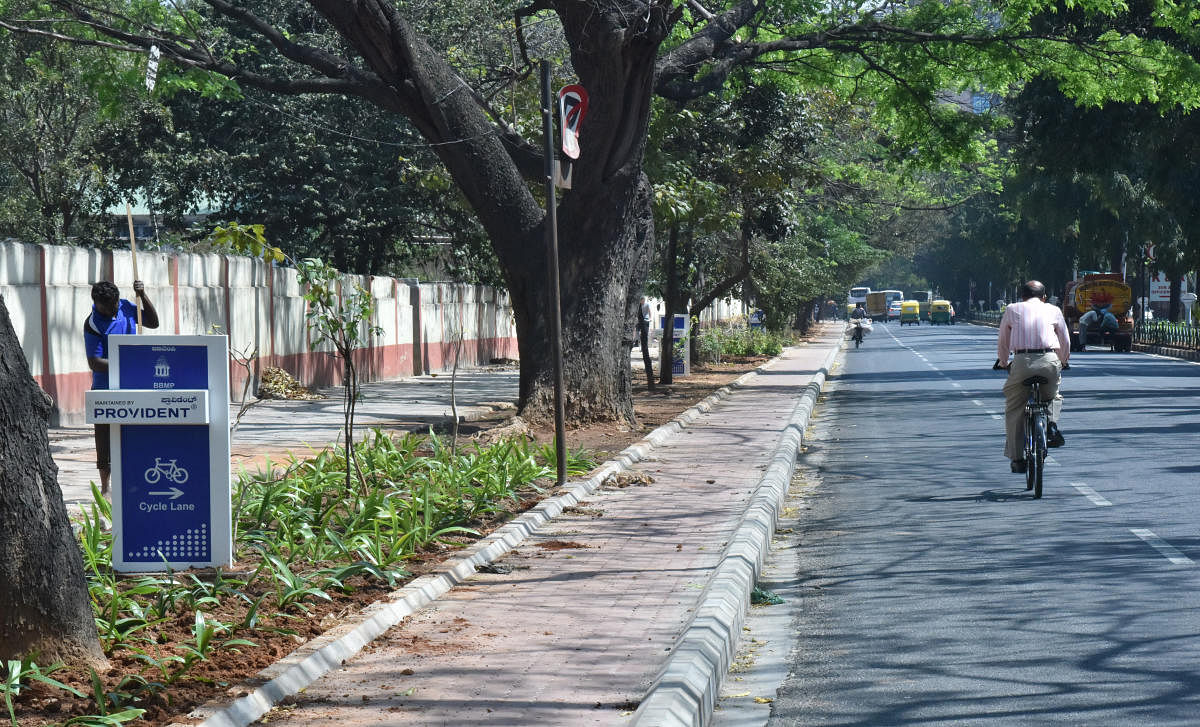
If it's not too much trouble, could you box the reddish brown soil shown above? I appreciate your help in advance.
[12,355,775,727]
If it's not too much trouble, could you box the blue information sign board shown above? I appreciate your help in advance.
[98,335,232,572]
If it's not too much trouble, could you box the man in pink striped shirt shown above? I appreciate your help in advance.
[996,280,1070,472]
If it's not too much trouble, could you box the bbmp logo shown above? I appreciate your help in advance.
[154,356,171,378]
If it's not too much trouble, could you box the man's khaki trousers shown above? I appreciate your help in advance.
[1003,352,1062,460]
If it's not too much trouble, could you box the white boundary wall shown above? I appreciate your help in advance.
[0,241,517,425]
[1,241,752,426]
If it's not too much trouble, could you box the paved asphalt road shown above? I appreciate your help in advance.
[726,321,1200,726]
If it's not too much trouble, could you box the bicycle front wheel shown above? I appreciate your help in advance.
[1034,453,1044,498]
[1024,418,1035,490]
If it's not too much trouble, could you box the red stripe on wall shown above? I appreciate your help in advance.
[49,335,515,425]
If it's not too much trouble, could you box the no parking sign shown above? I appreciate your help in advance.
[86,335,232,572]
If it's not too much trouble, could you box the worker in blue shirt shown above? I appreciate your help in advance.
[84,280,159,493]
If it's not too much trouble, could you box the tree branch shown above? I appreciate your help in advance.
[656,10,1177,103]
[690,229,751,320]
[10,1,394,99]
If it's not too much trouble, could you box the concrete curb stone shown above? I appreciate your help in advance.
[630,340,842,727]
[172,341,827,727]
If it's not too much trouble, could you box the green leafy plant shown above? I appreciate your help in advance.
[694,323,789,362]
[174,613,256,682]
[3,657,85,726]
[206,221,285,263]
[535,439,598,477]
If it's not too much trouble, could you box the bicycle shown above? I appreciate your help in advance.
[850,319,867,348]
[993,361,1068,498]
[1019,376,1051,498]
[144,457,189,485]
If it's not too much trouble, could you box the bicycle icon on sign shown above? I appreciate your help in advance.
[144,458,189,485]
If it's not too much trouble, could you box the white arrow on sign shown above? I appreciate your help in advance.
[149,486,184,500]
[557,84,588,159]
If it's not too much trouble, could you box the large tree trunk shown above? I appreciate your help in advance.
[311,0,671,424]
[505,172,654,423]
[0,297,106,666]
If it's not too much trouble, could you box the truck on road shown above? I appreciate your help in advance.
[866,292,889,322]
[1062,273,1133,352]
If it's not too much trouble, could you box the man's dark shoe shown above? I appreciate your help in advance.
[1011,459,1027,474]
[1047,422,1065,448]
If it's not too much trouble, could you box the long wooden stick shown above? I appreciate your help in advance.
[125,202,143,333]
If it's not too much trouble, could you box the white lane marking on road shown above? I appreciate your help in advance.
[971,399,984,406]
[1070,483,1112,506]
[1130,529,1193,565]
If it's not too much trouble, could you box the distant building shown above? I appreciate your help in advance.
[107,199,213,243]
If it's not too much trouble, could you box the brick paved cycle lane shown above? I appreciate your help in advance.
[248,331,841,727]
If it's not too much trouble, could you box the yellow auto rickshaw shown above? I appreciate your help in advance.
[899,300,920,325]
[930,299,954,325]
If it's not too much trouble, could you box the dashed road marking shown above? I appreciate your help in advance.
[1130,529,1193,565]
[1070,483,1112,506]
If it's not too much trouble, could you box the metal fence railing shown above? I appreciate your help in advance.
[1136,320,1200,350]
[965,313,1200,351]
[962,311,1003,325]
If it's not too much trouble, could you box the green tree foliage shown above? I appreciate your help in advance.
[647,76,968,330]
[919,68,1200,313]
[6,0,1200,414]
[156,83,502,281]
[0,22,135,244]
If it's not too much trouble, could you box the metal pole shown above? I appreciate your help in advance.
[540,61,567,485]
[1143,251,1149,337]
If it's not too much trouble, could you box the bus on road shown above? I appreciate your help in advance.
[848,286,871,310]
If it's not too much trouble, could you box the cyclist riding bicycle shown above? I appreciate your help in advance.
[848,303,870,347]
[995,280,1070,473]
